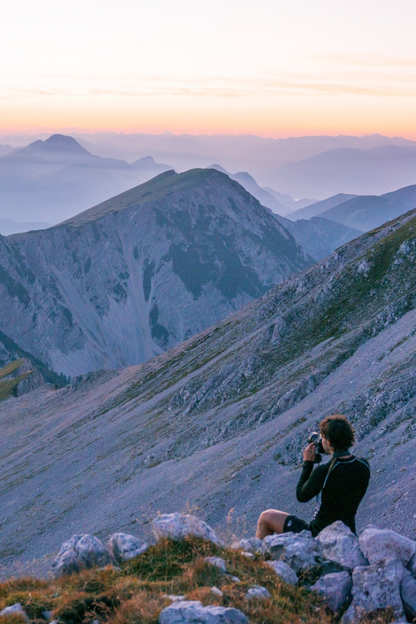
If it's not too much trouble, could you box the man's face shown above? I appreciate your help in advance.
[322,435,332,455]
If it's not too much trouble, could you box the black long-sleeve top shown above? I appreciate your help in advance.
[296,455,370,536]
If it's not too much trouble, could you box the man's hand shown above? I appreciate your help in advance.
[303,442,316,462]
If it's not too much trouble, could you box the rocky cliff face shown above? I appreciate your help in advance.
[1,207,415,574]
[0,169,312,377]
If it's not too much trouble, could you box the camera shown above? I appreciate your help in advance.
[308,432,325,463]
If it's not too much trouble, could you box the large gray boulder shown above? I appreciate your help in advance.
[159,600,248,624]
[107,533,148,563]
[311,571,352,613]
[342,559,405,624]
[401,568,416,619]
[0,604,29,622]
[260,531,322,573]
[316,521,367,569]
[266,560,298,585]
[153,514,222,546]
[52,534,112,577]
[359,527,416,566]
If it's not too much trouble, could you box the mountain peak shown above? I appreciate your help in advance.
[27,134,91,155]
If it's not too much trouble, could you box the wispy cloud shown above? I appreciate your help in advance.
[1,68,416,101]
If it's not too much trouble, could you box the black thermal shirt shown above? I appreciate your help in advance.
[296,455,370,536]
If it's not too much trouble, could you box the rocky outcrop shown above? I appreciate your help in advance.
[49,516,416,622]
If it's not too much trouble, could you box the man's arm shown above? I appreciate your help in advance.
[296,461,328,502]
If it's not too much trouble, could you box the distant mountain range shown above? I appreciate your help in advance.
[0,169,314,377]
[0,134,173,223]
[268,146,416,198]
[3,132,416,200]
[289,184,416,232]
[207,164,315,215]
[288,193,358,221]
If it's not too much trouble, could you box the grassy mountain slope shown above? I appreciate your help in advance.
[1,207,416,574]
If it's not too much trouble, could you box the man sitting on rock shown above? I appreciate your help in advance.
[256,415,370,538]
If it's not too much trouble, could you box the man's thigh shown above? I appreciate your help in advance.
[261,509,290,533]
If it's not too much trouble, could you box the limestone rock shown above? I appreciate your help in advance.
[246,586,271,600]
[359,527,416,566]
[316,521,367,569]
[159,600,248,624]
[107,533,148,563]
[241,551,255,559]
[153,514,222,545]
[311,571,352,613]
[231,537,262,553]
[210,587,223,597]
[260,531,322,573]
[401,568,416,619]
[0,604,29,622]
[204,557,227,572]
[342,559,405,624]
[266,560,298,585]
[52,534,111,577]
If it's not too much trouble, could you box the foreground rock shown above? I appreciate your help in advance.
[342,559,406,624]
[246,585,271,600]
[359,527,416,566]
[401,569,416,619]
[153,513,222,545]
[0,604,29,622]
[204,557,227,572]
[311,571,352,613]
[260,531,321,573]
[107,533,148,563]
[316,521,367,569]
[266,560,298,585]
[52,534,111,577]
[231,537,262,554]
[159,601,248,624]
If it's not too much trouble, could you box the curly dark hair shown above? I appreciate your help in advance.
[319,415,355,451]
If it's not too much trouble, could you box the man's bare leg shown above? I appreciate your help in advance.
[256,509,289,539]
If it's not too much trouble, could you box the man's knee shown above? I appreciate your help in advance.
[258,509,277,524]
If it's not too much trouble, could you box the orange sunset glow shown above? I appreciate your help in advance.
[2,0,416,138]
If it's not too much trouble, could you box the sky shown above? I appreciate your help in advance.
[2,0,416,138]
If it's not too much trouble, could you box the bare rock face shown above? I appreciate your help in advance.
[311,571,352,613]
[342,559,406,624]
[52,534,112,577]
[266,560,298,585]
[359,527,416,566]
[153,513,222,545]
[260,531,322,573]
[107,533,148,563]
[316,521,368,569]
[159,600,248,624]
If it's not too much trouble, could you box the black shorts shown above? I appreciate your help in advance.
[283,515,310,533]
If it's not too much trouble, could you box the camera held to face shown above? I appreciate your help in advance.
[308,432,325,463]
